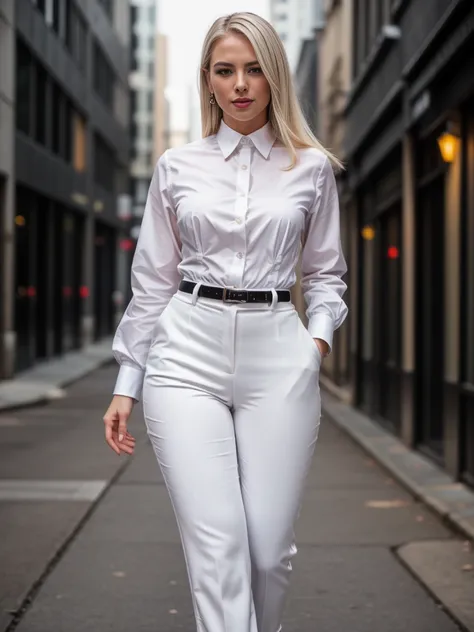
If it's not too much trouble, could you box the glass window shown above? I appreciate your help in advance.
[35,63,47,145]
[94,133,116,192]
[16,40,31,135]
[134,179,149,204]
[73,112,86,172]
[52,0,60,32]
[51,82,61,154]
[93,41,115,108]
[62,98,72,163]
[67,4,87,71]
[149,5,156,24]
[147,90,153,110]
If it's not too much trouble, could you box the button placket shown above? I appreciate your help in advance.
[229,143,251,287]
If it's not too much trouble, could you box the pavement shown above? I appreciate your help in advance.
[0,349,473,631]
[0,338,114,412]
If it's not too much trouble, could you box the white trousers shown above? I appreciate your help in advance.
[142,287,322,632]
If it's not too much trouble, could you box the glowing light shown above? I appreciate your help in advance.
[437,131,459,163]
[120,238,134,251]
[387,246,399,259]
[15,215,26,226]
[361,225,376,241]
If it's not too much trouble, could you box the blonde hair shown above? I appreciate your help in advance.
[199,12,343,171]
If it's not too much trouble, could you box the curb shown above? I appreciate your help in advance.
[320,386,474,543]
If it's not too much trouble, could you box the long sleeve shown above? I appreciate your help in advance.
[112,150,181,401]
[300,155,348,353]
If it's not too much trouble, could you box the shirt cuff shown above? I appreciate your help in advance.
[307,313,335,354]
[113,365,144,402]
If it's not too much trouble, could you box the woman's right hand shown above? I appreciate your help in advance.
[103,395,136,456]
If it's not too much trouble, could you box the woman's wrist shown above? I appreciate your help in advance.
[313,338,329,357]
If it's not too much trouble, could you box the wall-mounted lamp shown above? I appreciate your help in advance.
[437,122,460,163]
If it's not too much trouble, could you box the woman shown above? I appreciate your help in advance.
[103,11,348,632]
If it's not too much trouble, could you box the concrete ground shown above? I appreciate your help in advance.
[1,364,473,632]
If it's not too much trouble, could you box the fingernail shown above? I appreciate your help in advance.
[119,434,123,442]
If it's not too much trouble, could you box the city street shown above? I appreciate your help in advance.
[0,364,469,632]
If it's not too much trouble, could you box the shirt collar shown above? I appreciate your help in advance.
[216,119,276,159]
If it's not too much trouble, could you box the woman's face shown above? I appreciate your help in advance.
[205,32,271,134]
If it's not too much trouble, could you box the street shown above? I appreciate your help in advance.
[0,363,469,631]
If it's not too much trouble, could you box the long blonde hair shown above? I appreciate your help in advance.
[199,12,342,171]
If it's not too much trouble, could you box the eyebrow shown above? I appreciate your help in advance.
[213,60,260,68]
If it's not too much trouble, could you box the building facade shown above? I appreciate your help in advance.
[344,0,474,486]
[0,0,131,379]
[270,0,323,72]
[129,0,156,247]
[317,0,354,392]
[153,32,170,163]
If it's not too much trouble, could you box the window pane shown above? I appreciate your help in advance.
[67,4,87,70]
[16,40,31,135]
[93,41,115,108]
[59,97,72,162]
[52,82,61,154]
[73,112,86,172]
[94,134,116,192]
[35,63,47,145]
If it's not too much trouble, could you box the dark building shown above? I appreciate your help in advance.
[345,0,474,485]
[127,0,157,302]
[0,0,131,379]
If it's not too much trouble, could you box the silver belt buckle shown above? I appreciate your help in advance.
[222,287,248,303]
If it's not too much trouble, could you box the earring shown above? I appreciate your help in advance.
[209,93,216,105]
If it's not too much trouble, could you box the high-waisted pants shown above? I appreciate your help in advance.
[142,285,322,632]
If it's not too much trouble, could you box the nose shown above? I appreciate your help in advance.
[234,70,248,93]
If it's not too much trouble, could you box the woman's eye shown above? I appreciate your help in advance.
[215,68,262,76]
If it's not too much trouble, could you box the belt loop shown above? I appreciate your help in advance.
[191,281,202,306]
[270,288,278,310]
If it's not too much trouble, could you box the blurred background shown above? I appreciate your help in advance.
[0,0,473,491]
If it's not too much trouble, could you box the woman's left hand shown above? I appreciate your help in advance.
[314,338,329,358]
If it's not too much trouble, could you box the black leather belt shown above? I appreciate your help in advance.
[179,280,291,304]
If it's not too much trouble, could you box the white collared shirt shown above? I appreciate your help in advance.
[112,119,348,400]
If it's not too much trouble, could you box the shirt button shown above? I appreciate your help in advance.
[237,252,244,259]
[241,165,248,170]
[235,218,242,224]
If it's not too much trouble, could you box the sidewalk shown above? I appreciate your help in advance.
[1,350,474,630]
[0,338,114,412]
[1,364,471,632]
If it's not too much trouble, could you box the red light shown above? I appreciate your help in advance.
[120,238,134,251]
[387,246,399,259]
[27,286,36,297]
[79,286,89,298]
